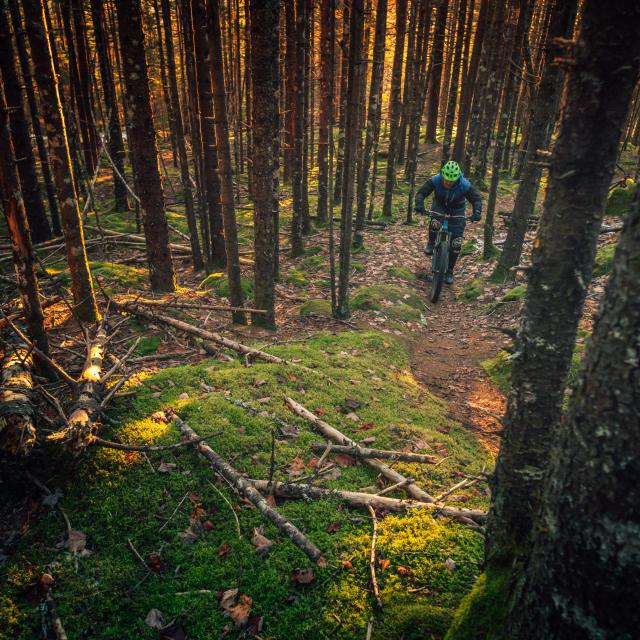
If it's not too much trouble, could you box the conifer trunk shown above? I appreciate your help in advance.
[425,0,447,144]
[114,0,176,292]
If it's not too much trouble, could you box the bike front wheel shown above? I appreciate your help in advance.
[430,242,446,303]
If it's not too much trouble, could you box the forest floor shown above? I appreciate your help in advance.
[0,139,633,639]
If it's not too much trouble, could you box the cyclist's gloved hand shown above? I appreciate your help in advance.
[471,210,481,222]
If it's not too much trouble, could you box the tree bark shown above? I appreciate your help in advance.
[0,85,49,359]
[493,0,578,279]
[336,0,364,318]
[396,0,418,166]
[380,0,407,218]
[250,0,279,329]
[486,0,640,562]
[90,0,129,213]
[505,188,640,640]
[354,0,387,245]
[22,0,98,322]
[205,0,246,324]
[332,1,349,206]
[0,0,51,242]
[160,0,204,271]
[424,0,447,144]
[114,0,176,293]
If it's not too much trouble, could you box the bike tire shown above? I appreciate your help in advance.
[430,242,446,303]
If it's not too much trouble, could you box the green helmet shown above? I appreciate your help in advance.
[442,160,461,182]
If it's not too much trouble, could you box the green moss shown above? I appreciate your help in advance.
[458,279,483,302]
[605,183,637,217]
[445,565,513,640]
[200,272,254,298]
[299,299,332,317]
[0,596,25,640]
[387,266,417,281]
[132,335,161,356]
[298,255,325,272]
[593,243,617,277]
[460,239,478,257]
[352,284,426,321]
[481,351,513,395]
[303,245,323,256]
[48,261,147,289]
[481,244,501,262]
[286,269,309,287]
[501,284,527,302]
[1,331,490,640]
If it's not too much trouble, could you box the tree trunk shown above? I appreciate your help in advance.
[396,0,418,167]
[206,0,246,324]
[452,0,489,163]
[316,0,334,223]
[160,0,204,271]
[114,0,176,293]
[301,0,311,235]
[0,1,51,243]
[441,0,465,162]
[483,0,532,260]
[380,0,407,218]
[336,0,364,318]
[486,0,640,563]
[505,189,640,640]
[354,0,387,245]
[493,0,577,280]
[332,1,349,206]
[284,0,296,184]
[0,84,49,358]
[425,0,447,144]
[22,0,98,322]
[249,0,279,329]
[191,0,227,268]
[90,0,129,213]
[8,0,61,235]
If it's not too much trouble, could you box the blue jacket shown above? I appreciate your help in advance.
[415,172,482,230]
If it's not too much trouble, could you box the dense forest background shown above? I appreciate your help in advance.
[0,0,639,638]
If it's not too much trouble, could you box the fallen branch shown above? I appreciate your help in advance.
[286,398,435,503]
[310,442,438,465]
[122,297,268,315]
[368,506,383,610]
[91,432,221,452]
[250,480,487,524]
[171,411,327,565]
[0,334,36,454]
[44,586,69,640]
[84,225,190,254]
[0,295,62,330]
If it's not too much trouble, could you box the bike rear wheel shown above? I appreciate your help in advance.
[430,242,446,303]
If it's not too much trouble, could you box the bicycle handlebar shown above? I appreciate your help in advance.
[419,209,471,221]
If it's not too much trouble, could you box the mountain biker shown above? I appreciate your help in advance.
[415,160,482,285]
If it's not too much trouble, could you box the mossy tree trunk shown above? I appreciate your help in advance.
[486,0,640,564]
[114,0,176,293]
[22,0,98,322]
[506,187,640,640]
[336,0,364,319]
[206,0,246,324]
[249,0,279,329]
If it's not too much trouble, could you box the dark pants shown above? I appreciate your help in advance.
[427,224,464,273]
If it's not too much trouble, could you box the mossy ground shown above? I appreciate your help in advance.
[299,299,332,317]
[458,279,484,302]
[1,331,490,640]
[200,272,254,299]
[593,242,617,277]
[351,284,426,322]
[605,183,636,217]
[387,266,417,281]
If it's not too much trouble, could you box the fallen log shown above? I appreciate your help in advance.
[0,295,62,330]
[250,480,487,524]
[113,301,318,374]
[170,411,327,566]
[84,225,190,254]
[49,316,109,451]
[0,334,36,453]
[310,442,438,465]
[286,398,435,502]
[368,506,383,610]
[122,297,268,315]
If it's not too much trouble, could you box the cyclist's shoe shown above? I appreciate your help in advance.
[445,271,454,285]
[424,243,434,256]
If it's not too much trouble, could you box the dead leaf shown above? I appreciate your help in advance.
[217,543,231,557]
[326,521,342,534]
[254,379,267,387]
[444,557,456,571]
[334,454,356,467]
[341,560,353,570]
[238,497,255,509]
[251,528,273,556]
[177,528,198,544]
[345,412,359,422]
[65,530,86,553]
[159,621,187,640]
[321,467,342,480]
[358,422,375,431]
[178,392,189,400]
[343,398,361,411]
[157,462,177,473]
[379,558,391,572]
[145,608,165,630]
[219,588,239,610]
[151,411,169,423]
[256,396,271,404]
[146,552,163,574]
[361,436,376,445]
[265,494,277,508]
[187,493,201,505]
[290,567,315,584]
[286,456,307,477]
[397,565,411,575]
[228,594,253,626]
[246,615,264,637]
[201,520,215,530]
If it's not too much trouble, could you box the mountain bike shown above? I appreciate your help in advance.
[423,210,470,303]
